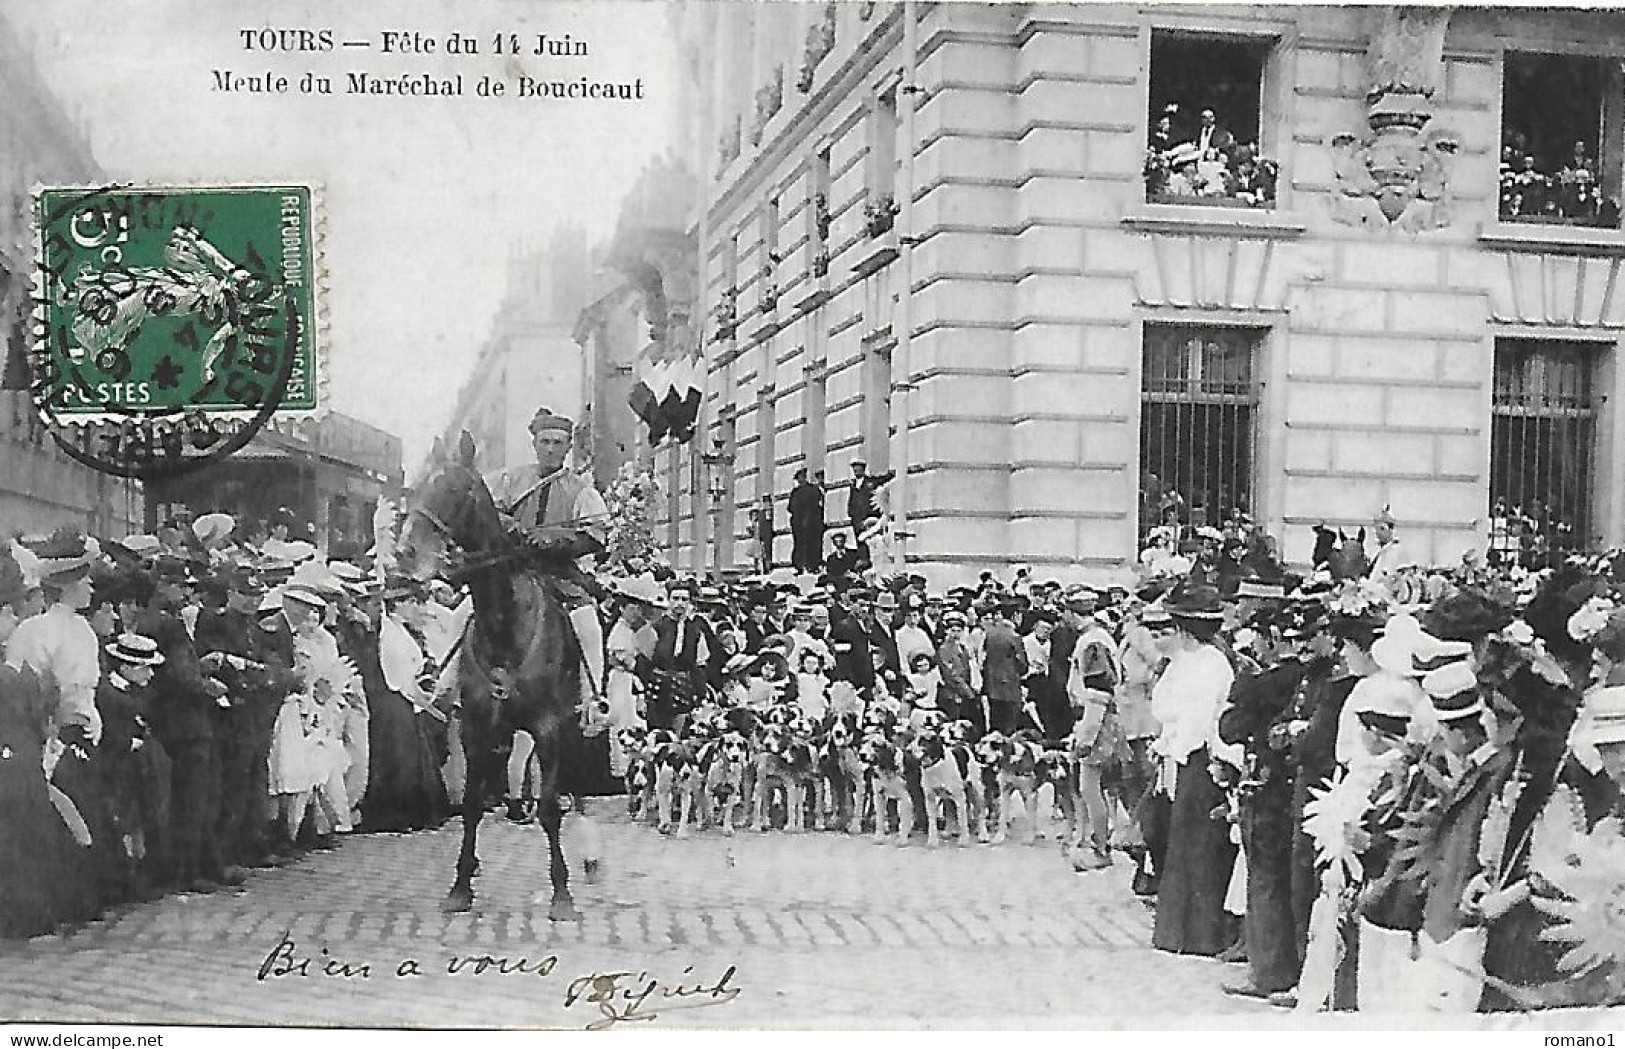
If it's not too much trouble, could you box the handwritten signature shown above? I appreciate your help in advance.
[562,965,741,1029]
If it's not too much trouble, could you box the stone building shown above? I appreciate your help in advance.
[574,156,699,494]
[657,2,1625,584]
[0,12,141,537]
[436,227,592,479]
[147,413,404,559]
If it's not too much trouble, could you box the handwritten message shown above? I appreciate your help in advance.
[257,932,741,1029]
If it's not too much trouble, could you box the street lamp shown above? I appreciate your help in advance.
[699,438,727,571]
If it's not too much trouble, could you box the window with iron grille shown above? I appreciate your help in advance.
[1489,338,1599,567]
[1139,325,1261,540]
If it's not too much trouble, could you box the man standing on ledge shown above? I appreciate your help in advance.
[485,408,611,824]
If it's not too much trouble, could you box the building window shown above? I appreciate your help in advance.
[1489,339,1599,567]
[809,146,832,278]
[760,197,780,312]
[756,387,777,505]
[803,364,828,475]
[1138,324,1260,540]
[715,232,740,342]
[1500,51,1623,228]
[860,335,892,470]
[1144,31,1277,209]
[863,89,899,237]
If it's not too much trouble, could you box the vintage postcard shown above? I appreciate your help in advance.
[1,0,1623,1036]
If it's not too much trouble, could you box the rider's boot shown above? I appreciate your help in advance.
[568,604,607,711]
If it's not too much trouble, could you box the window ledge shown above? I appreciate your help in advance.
[1478,222,1625,256]
[1121,204,1305,239]
[853,243,900,279]
[793,286,832,313]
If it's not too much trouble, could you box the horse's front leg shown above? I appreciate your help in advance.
[531,729,579,922]
[442,741,489,913]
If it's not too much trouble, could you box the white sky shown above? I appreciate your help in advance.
[9,0,677,471]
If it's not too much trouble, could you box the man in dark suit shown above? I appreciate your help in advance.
[845,460,895,539]
[649,580,710,730]
[741,593,774,654]
[981,600,1029,734]
[139,559,236,893]
[788,469,825,573]
[936,611,980,730]
[824,531,864,584]
[828,587,876,692]
[1196,108,1236,159]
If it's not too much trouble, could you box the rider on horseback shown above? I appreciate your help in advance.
[484,407,610,819]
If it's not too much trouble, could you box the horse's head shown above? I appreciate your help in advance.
[399,430,498,581]
[1332,527,1370,580]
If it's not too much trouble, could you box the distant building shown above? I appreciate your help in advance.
[147,413,404,558]
[436,227,591,479]
[574,156,699,494]
[0,12,141,537]
[660,3,1625,584]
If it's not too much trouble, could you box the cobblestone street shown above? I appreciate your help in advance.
[0,809,1269,1029]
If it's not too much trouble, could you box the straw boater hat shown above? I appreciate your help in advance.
[327,560,379,596]
[279,583,328,611]
[608,574,668,609]
[105,632,165,667]
[192,513,236,547]
[1166,142,1200,168]
[1574,686,1625,748]
[1422,660,1485,723]
[723,652,756,676]
[21,531,100,587]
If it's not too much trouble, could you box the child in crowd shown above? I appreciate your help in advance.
[795,648,830,721]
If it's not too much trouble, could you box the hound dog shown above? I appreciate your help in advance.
[703,731,752,836]
[815,711,867,833]
[652,731,708,837]
[914,729,988,846]
[860,731,915,845]
[751,718,818,832]
[1035,747,1082,850]
[989,730,1047,845]
[972,730,1008,835]
[618,726,661,821]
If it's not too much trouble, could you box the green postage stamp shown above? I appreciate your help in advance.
[33,184,319,422]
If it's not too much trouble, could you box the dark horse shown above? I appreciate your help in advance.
[1310,523,1370,580]
[400,432,583,920]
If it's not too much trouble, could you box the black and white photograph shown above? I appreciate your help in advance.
[1,0,1624,1034]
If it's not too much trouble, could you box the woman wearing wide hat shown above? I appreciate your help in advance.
[3,530,105,935]
[1149,579,1241,957]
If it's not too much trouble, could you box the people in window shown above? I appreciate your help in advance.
[1499,132,1620,226]
[1143,102,1275,207]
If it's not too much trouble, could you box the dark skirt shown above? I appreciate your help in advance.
[1,738,97,938]
[1152,748,1238,957]
[363,692,450,832]
[555,717,622,799]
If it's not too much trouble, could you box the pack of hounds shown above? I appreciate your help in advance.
[615,698,1102,850]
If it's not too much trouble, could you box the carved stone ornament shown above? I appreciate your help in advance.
[1330,6,1460,233]
[798,4,838,94]
[717,113,741,173]
[751,65,784,147]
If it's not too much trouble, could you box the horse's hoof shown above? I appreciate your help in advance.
[442,888,473,913]
[549,897,583,923]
